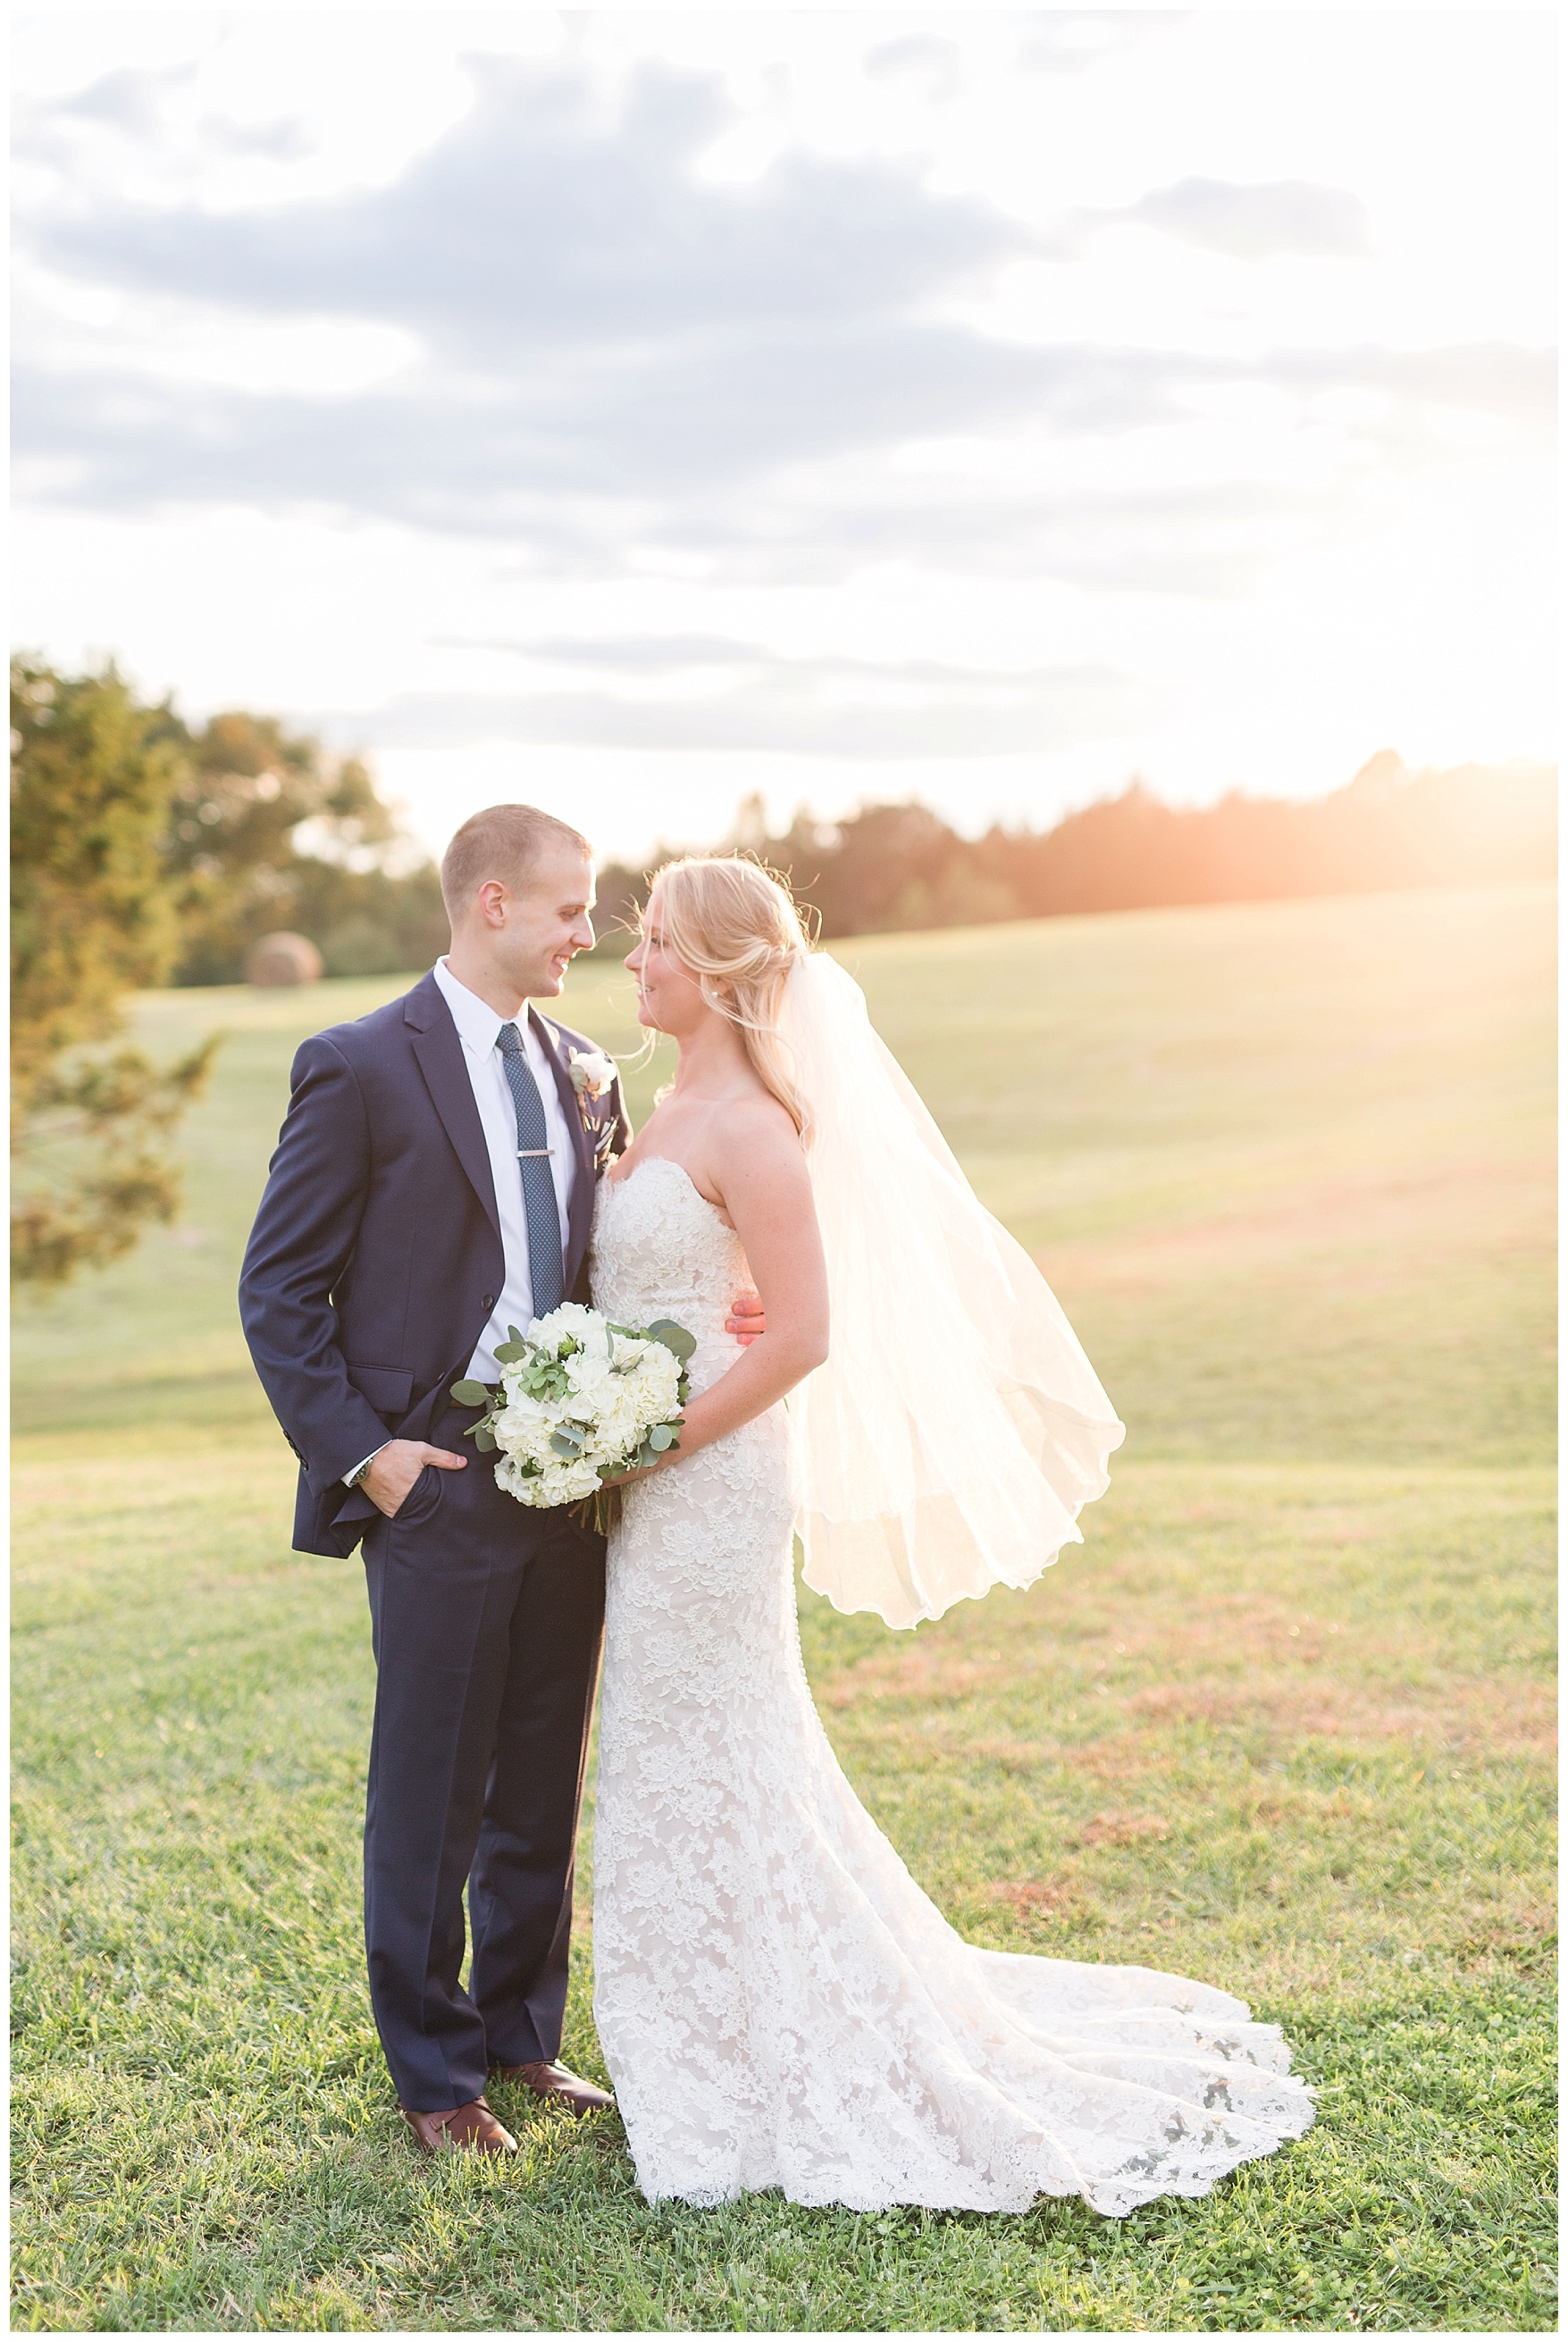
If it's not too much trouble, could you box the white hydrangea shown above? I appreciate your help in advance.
[495,1448,601,1507]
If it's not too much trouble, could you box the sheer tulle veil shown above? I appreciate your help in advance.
[777,951,1125,1631]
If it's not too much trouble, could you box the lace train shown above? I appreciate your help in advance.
[590,1158,1313,2216]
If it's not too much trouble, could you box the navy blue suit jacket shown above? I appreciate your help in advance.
[239,970,630,1558]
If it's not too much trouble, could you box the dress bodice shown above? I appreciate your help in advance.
[590,1156,751,1398]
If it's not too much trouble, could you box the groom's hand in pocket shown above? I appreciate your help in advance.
[726,1289,767,1347]
[364,1440,468,1518]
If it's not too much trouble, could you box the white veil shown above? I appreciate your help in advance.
[779,952,1125,1632]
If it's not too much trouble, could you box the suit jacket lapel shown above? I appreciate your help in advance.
[406,977,501,1242]
[532,1008,595,1290]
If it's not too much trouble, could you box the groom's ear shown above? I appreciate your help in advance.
[474,878,511,930]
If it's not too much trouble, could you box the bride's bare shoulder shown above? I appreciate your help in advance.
[728,1083,799,1137]
[709,1087,806,1179]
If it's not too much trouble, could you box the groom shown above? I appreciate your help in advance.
[239,804,762,2155]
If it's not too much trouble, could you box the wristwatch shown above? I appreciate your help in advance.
[346,1452,378,1490]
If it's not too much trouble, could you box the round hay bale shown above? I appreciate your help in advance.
[246,932,324,988]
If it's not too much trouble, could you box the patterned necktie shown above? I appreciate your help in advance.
[496,1021,565,1318]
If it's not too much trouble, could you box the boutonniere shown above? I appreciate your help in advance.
[566,1047,623,1169]
[566,1047,616,1106]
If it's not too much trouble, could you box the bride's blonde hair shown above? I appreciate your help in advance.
[645,855,813,1137]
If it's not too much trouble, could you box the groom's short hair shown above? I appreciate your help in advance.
[440,804,592,921]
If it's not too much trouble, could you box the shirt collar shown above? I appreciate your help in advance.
[432,958,524,1059]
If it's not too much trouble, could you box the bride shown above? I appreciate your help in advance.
[588,856,1313,2218]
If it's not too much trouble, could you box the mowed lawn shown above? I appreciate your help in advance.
[12,881,1555,2333]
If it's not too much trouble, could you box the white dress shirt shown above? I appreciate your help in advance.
[343,961,579,1485]
[432,957,577,1381]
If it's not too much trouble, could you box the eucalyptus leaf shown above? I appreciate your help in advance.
[474,1426,498,1452]
[647,1318,697,1363]
[494,1340,527,1364]
[449,1378,491,1406]
[549,1429,586,1456]
[649,1423,675,1451]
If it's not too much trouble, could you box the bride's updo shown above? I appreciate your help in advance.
[646,855,813,1137]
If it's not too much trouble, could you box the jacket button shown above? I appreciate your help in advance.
[482,1296,496,1311]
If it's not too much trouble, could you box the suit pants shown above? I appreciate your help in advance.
[360,1401,606,2111]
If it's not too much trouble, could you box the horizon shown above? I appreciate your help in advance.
[584,746,1559,876]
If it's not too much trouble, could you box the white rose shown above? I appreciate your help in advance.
[496,1447,603,1507]
[530,1302,603,1356]
[568,1048,616,1099]
[493,1453,542,1502]
[565,1351,615,1407]
[496,1379,546,1419]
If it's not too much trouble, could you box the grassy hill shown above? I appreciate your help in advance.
[12,882,1555,2331]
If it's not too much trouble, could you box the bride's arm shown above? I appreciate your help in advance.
[652,1099,829,1467]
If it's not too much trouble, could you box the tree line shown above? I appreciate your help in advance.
[11,653,1555,1286]
[591,752,1555,950]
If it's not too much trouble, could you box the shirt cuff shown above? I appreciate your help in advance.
[342,1444,387,1489]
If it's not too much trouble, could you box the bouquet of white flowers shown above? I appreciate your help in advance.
[450,1302,695,1527]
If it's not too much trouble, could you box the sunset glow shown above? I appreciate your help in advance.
[12,9,1555,860]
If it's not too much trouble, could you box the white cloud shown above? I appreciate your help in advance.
[314,639,1154,760]
[1118,178,1372,263]
[8,10,1555,857]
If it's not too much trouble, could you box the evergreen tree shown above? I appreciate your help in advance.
[11,658,217,1288]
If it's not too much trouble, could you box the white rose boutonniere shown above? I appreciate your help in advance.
[566,1045,624,1168]
[567,1048,616,1102]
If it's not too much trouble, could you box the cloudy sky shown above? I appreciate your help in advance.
[12,8,1556,863]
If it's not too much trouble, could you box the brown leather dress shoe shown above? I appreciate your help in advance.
[400,2096,517,2154]
[491,2059,616,2117]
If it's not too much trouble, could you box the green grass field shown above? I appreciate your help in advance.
[12,881,1556,2332]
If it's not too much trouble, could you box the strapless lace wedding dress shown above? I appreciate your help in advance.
[589,1156,1314,2216]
